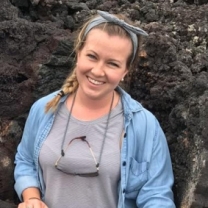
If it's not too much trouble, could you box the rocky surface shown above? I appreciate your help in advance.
[0,200,16,208]
[0,0,208,207]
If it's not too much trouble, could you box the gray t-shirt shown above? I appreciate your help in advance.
[39,99,124,208]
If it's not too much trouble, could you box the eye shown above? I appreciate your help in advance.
[109,62,119,68]
[87,54,96,60]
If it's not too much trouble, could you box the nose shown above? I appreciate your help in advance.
[91,61,105,77]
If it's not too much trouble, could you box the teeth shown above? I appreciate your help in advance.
[88,77,104,85]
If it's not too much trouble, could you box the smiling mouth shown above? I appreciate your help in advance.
[88,77,105,85]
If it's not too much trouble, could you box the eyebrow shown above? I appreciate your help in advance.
[86,50,122,64]
[108,59,121,64]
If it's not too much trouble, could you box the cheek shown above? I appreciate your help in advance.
[76,63,88,74]
[76,58,94,73]
[106,72,124,84]
[75,64,86,81]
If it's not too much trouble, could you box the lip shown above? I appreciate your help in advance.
[87,76,105,85]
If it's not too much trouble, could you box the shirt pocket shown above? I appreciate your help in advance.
[126,157,148,194]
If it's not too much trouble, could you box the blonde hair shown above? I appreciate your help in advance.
[45,13,143,113]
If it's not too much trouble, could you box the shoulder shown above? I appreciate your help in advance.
[138,107,157,123]
[28,91,59,121]
[118,87,156,123]
[32,91,59,110]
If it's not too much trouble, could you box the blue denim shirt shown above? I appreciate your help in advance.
[14,87,175,208]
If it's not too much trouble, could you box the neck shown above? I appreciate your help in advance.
[65,88,120,121]
[75,88,115,110]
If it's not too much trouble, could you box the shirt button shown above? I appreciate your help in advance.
[123,189,126,193]
[122,161,126,166]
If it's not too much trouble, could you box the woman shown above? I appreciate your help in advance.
[14,10,175,208]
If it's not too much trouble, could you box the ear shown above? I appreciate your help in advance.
[76,51,81,64]
[123,69,128,77]
[121,70,128,82]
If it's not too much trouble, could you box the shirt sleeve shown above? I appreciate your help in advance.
[14,102,41,201]
[136,119,176,208]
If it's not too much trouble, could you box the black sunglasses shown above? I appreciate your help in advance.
[55,136,99,177]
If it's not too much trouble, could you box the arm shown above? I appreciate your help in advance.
[22,187,41,201]
[14,103,42,200]
[17,187,48,208]
[14,104,49,208]
[136,120,175,208]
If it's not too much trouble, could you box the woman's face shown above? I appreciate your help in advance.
[76,28,132,101]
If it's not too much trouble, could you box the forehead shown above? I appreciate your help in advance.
[83,28,132,54]
[85,27,131,42]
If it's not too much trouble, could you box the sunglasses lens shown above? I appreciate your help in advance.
[55,137,99,177]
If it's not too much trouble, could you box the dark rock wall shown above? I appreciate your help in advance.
[130,2,208,207]
[0,0,208,207]
[129,2,208,207]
